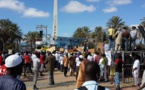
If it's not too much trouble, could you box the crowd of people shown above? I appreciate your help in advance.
[0,49,145,90]
[108,26,143,51]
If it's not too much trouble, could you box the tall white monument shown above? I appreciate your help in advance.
[52,0,58,44]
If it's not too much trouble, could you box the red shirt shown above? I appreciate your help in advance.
[40,55,44,64]
[0,56,3,65]
[115,59,124,64]
[0,65,7,76]
[24,55,30,63]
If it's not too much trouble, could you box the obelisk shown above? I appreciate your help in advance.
[52,0,58,44]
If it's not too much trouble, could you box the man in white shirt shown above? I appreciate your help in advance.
[31,52,40,90]
[55,51,60,69]
[130,26,138,50]
[99,54,108,82]
[132,54,140,86]
[75,55,83,80]
[138,60,145,90]
[75,62,109,90]
[59,53,64,72]
[87,52,93,62]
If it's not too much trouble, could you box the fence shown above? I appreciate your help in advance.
[120,51,145,83]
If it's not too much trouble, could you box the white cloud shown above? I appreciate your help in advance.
[103,0,132,13]
[23,8,49,17]
[103,7,117,13]
[61,1,96,13]
[0,0,49,18]
[107,0,132,6]
[0,0,25,13]
[86,0,99,2]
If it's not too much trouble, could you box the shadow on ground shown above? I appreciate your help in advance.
[38,80,76,89]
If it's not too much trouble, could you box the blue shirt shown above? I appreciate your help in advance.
[0,75,26,90]
[75,80,109,90]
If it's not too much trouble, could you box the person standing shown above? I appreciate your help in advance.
[31,52,40,90]
[138,60,145,90]
[63,53,69,77]
[87,52,93,62]
[76,55,83,80]
[94,52,101,64]
[76,53,90,88]
[110,60,115,85]
[59,53,64,72]
[122,27,130,51]
[24,51,32,77]
[69,53,75,76]
[114,27,123,51]
[0,54,26,90]
[115,54,124,90]
[39,52,45,76]
[108,26,115,50]
[55,51,59,69]
[99,54,108,82]
[45,52,55,85]
[132,54,140,86]
[130,26,138,50]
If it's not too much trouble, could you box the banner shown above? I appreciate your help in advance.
[105,50,112,66]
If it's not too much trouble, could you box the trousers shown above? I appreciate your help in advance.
[32,69,39,86]
[132,70,139,86]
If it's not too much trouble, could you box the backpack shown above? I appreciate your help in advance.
[77,85,105,90]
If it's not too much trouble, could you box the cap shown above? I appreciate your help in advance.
[79,55,83,59]
[5,54,22,68]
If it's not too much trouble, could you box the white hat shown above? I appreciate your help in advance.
[79,55,83,59]
[5,54,22,68]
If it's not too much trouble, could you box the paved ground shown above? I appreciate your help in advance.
[21,71,139,90]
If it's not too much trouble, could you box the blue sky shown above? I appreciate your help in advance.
[0,0,145,37]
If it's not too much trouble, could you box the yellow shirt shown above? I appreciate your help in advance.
[108,28,115,35]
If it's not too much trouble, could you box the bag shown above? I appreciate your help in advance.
[77,85,105,90]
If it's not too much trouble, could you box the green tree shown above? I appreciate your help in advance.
[23,31,40,51]
[73,26,91,38]
[92,26,103,42]
[0,19,22,51]
[106,16,125,29]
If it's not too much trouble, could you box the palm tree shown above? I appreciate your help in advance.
[107,16,125,29]
[92,26,103,42]
[73,27,83,38]
[23,31,40,50]
[73,26,91,38]
[0,19,22,51]
[82,26,91,38]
